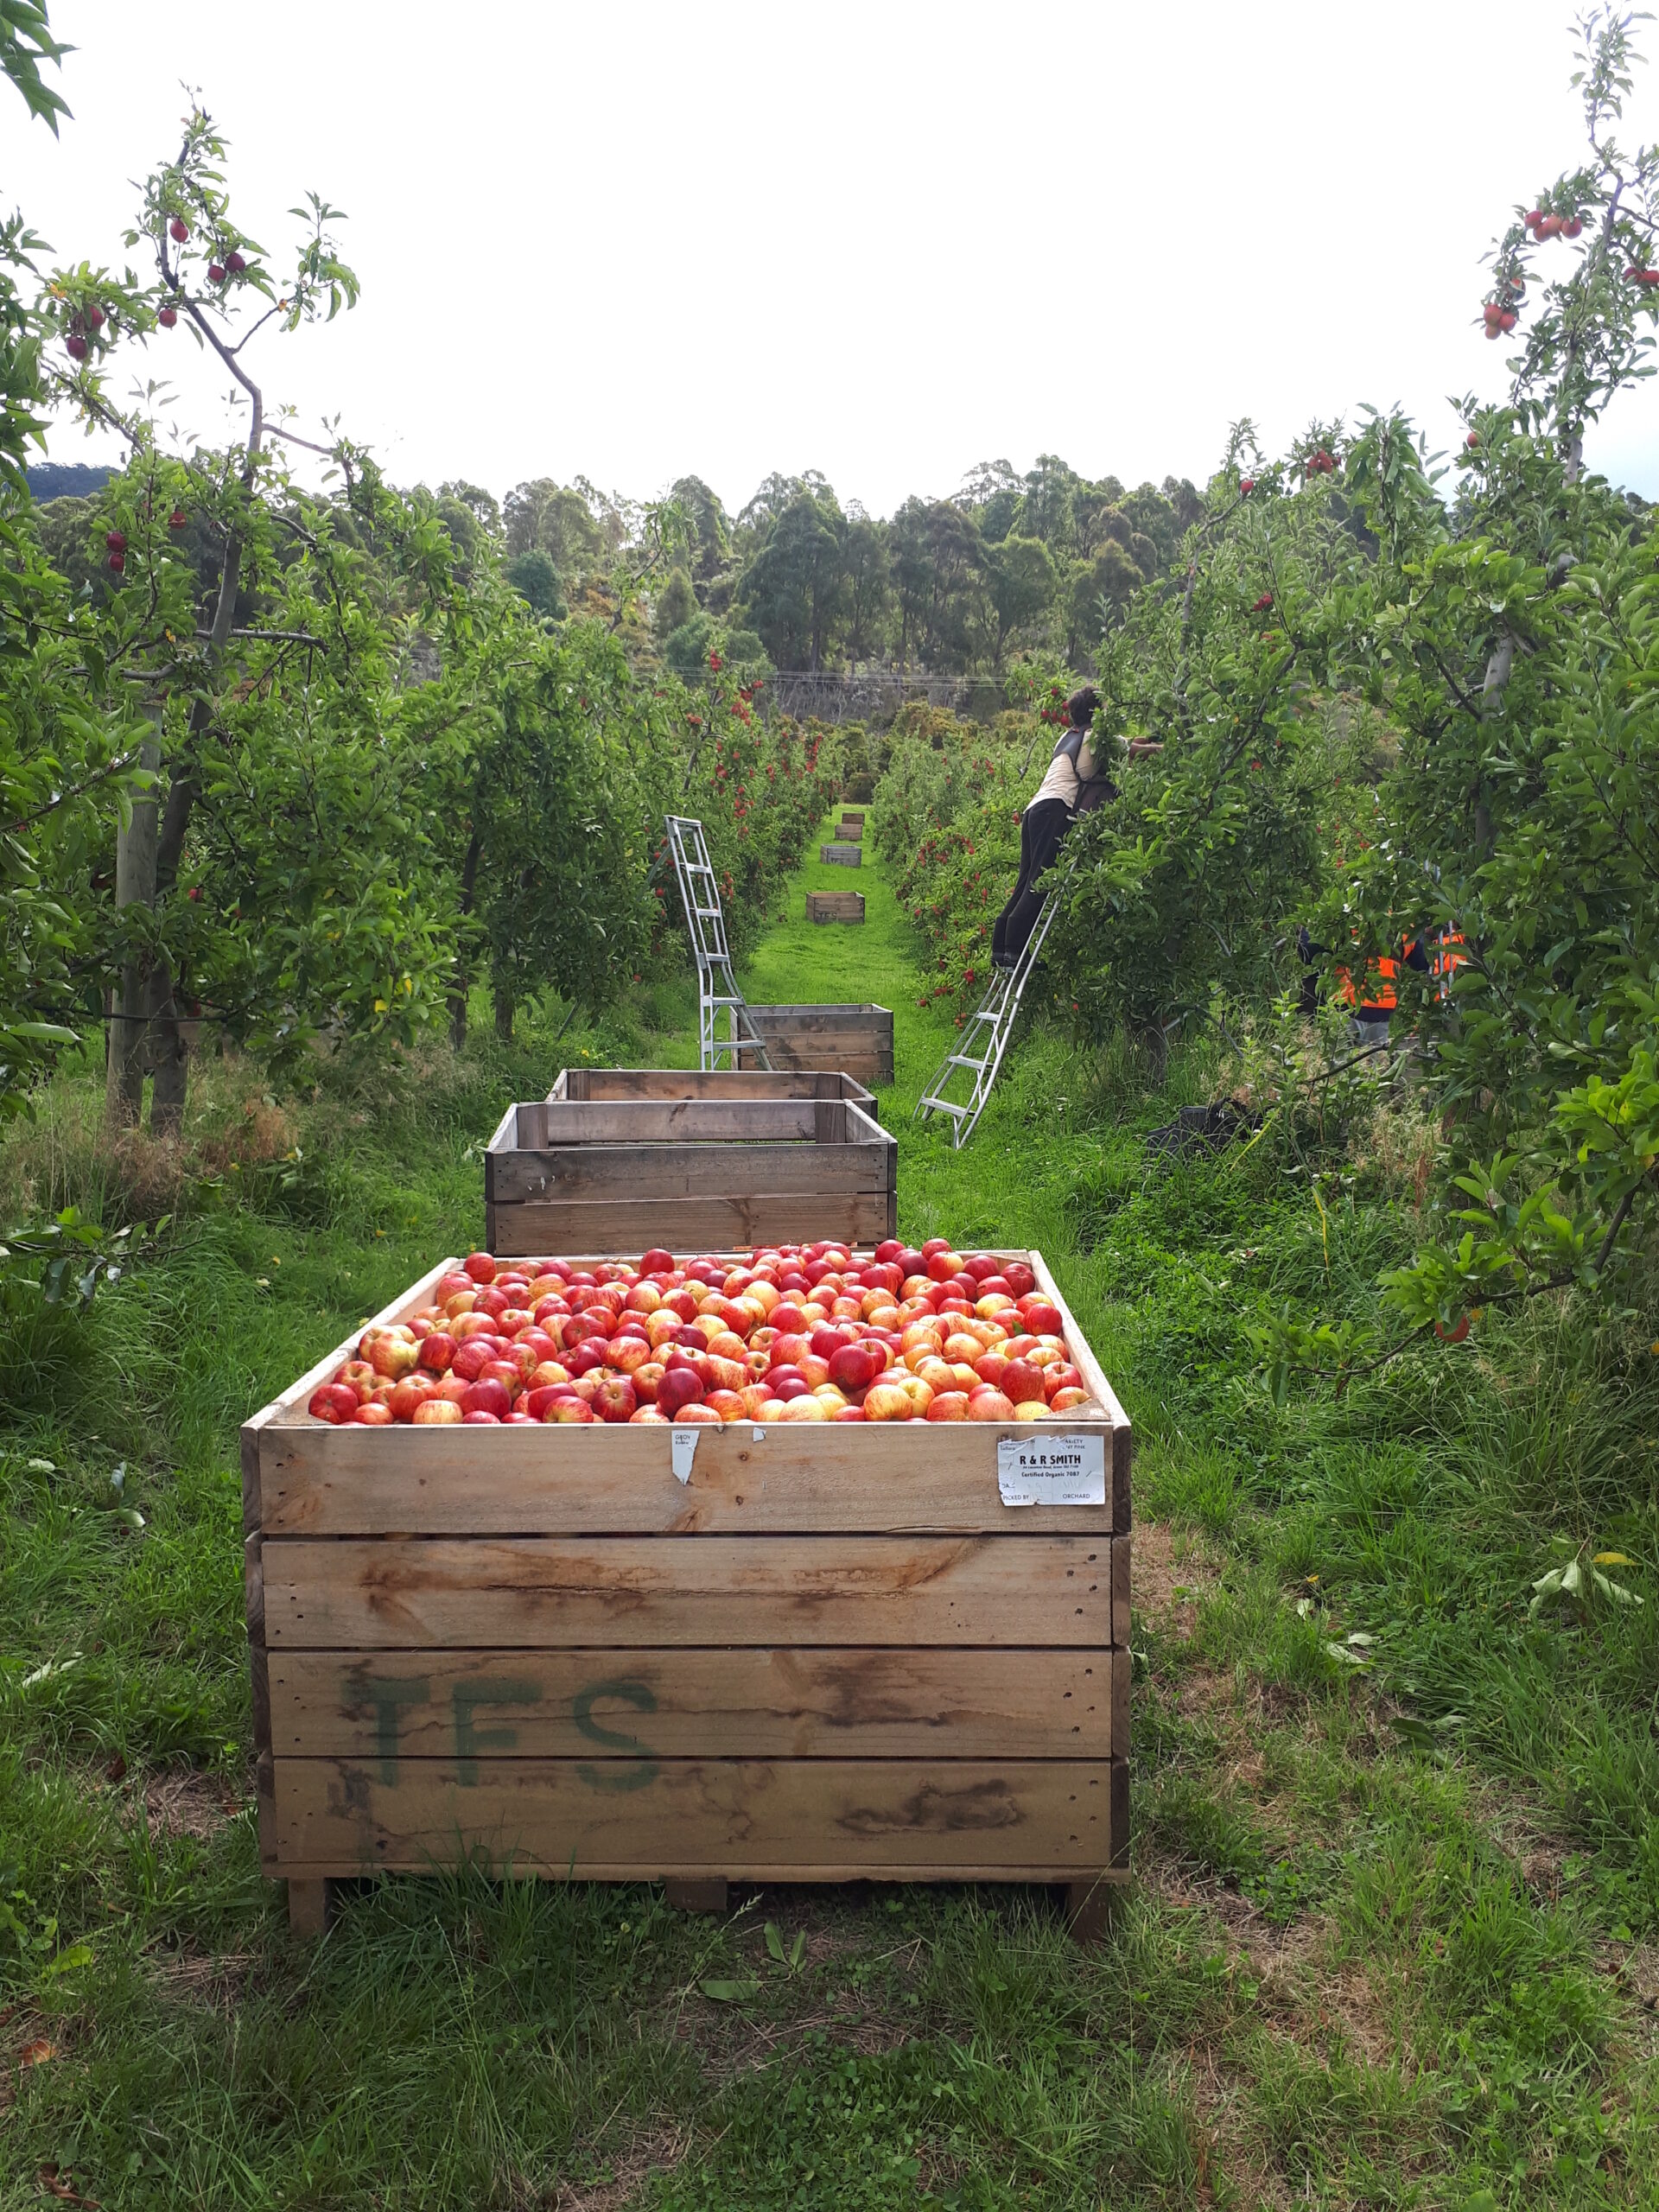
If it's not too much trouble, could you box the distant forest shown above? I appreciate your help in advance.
[485,459,1205,680]
[27,452,1199,681]
[25,461,112,501]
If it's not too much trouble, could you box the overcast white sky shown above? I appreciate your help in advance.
[10,1,1659,516]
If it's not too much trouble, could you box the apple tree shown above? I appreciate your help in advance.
[30,99,481,1131]
[0,5,164,1123]
[1285,4,1659,1358]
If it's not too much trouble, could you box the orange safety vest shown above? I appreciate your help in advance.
[1337,954,1399,1011]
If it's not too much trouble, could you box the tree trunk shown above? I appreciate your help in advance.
[493,982,514,1042]
[448,826,481,1051]
[147,348,262,1118]
[146,957,189,1136]
[1475,634,1516,861]
[104,712,162,1129]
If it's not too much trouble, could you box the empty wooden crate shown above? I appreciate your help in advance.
[486,1090,896,1254]
[242,1248,1131,1935]
[806,892,865,925]
[742,1003,894,1086]
[820,842,861,867]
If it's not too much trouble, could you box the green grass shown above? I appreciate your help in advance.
[3,810,1659,2207]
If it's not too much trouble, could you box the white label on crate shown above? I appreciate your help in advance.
[671,1428,700,1484]
[996,1433,1106,1507]
[751,1426,766,1441]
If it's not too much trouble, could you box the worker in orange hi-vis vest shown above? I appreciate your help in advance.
[1334,936,1432,1043]
[1432,930,1468,1001]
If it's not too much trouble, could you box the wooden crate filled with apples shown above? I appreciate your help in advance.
[243,1236,1130,1938]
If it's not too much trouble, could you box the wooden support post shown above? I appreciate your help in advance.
[1064,1877,1125,1947]
[287,1877,333,1937]
[664,1878,728,1914]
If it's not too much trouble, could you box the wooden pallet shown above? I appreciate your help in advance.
[486,1093,896,1255]
[806,893,865,925]
[743,1004,894,1087]
[243,1249,1131,1936]
[820,842,861,868]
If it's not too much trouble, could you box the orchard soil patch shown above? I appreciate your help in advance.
[550,2128,693,2212]
[1128,1519,1225,1636]
[137,1763,245,1840]
[146,1946,260,2013]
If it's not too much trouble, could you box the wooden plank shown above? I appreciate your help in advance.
[287,1877,332,1935]
[536,1099,823,1144]
[488,1191,895,1254]
[484,1097,520,1154]
[487,1141,884,1204]
[1032,1251,1132,1531]
[257,1750,278,1869]
[266,1647,1121,1761]
[245,1532,265,1645]
[545,1069,875,1108]
[765,1051,892,1077]
[749,1004,891,1027]
[256,1415,1128,1536]
[251,1642,272,1759]
[259,1535,1122,1650]
[241,1423,264,1539]
[270,1756,1122,1878]
[1065,1877,1125,1945]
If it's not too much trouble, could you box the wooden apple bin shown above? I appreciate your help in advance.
[242,1249,1131,1938]
[740,1003,894,1087]
[486,1080,895,1255]
[806,892,865,925]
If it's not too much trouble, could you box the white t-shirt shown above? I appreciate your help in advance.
[1030,734,1099,813]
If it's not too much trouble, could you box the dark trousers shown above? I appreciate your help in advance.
[992,798,1071,968]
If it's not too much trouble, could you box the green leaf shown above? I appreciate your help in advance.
[698,1978,758,2005]
[40,1940,93,1978]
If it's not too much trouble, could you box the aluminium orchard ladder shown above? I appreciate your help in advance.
[664,814,772,1072]
[913,859,1076,1148]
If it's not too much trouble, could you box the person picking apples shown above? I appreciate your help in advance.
[991,686,1160,970]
